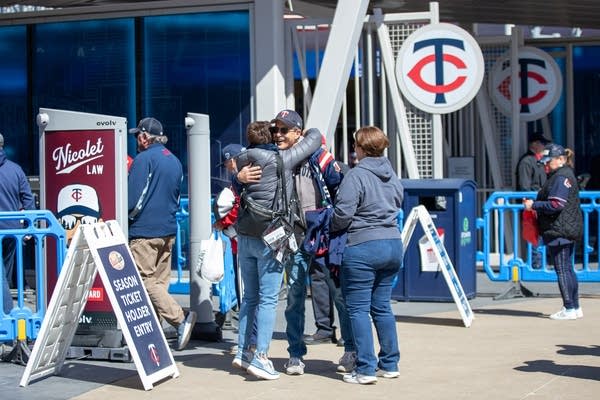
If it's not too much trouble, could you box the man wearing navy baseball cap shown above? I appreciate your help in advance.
[129,117,164,137]
[218,143,245,168]
[128,116,197,350]
[272,109,303,130]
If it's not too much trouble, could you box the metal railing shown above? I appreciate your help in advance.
[477,191,600,282]
[0,211,67,343]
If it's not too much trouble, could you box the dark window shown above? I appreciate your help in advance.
[140,11,251,194]
[0,26,29,173]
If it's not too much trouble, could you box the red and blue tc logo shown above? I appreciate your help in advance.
[396,23,484,114]
[489,47,563,121]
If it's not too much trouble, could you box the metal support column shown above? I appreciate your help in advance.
[186,113,221,341]
[305,0,370,141]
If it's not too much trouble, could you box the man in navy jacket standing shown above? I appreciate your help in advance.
[0,133,35,314]
[128,117,196,350]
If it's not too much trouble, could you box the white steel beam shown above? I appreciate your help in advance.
[305,0,369,141]
[373,8,420,178]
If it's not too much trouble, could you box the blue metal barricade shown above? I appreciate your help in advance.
[0,210,67,343]
[169,198,237,314]
[169,198,190,294]
[477,191,600,283]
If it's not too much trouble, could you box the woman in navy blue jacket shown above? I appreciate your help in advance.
[524,143,583,320]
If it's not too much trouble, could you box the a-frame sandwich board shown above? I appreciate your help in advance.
[20,220,179,390]
[401,206,474,327]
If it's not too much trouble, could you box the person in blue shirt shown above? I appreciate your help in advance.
[128,117,197,350]
[524,143,583,320]
[0,133,35,314]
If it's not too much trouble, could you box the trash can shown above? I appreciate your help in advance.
[393,179,477,301]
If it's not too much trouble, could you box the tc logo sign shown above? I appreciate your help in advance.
[395,23,484,114]
[489,46,562,121]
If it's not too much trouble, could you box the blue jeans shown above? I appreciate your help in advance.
[236,234,284,357]
[286,252,355,357]
[314,259,354,352]
[284,251,310,358]
[341,238,402,376]
[549,243,579,309]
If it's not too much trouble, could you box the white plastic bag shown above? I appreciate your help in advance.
[196,231,224,283]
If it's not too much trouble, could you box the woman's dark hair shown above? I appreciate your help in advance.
[246,121,272,145]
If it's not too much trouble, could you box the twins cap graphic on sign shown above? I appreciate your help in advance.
[57,184,101,236]
[57,184,101,218]
[489,46,563,121]
[395,23,485,114]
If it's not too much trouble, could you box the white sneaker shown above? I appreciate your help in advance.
[232,349,254,371]
[247,355,280,380]
[176,310,197,350]
[284,357,305,375]
[342,370,377,384]
[549,308,577,320]
[575,307,583,318]
[337,351,357,372]
[376,369,400,378]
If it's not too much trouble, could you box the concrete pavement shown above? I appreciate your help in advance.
[2,274,600,399]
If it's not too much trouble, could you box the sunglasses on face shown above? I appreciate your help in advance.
[269,126,293,135]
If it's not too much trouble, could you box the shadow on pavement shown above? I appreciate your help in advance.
[515,359,600,381]
[473,308,547,318]
[395,315,464,327]
[557,344,600,357]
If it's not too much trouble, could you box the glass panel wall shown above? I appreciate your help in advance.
[0,26,29,173]
[141,11,251,194]
[573,45,600,184]
[0,9,251,196]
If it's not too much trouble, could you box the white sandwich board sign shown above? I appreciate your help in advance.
[20,220,179,390]
[401,205,474,327]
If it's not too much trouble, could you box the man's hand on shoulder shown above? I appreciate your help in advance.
[237,164,262,184]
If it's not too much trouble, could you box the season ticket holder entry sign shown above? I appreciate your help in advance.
[20,221,178,390]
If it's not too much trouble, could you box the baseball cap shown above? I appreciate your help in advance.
[274,109,303,130]
[538,143,566,165]
[218,143,245,166]
[129,117,164,136]
[528,132,550,144]
[56,184,101,218]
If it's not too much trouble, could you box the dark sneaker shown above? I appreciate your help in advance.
[304,331,335,345]
[176,310,197,350]
[337,351,357,372]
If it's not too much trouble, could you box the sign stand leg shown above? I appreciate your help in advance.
[2,339,31,366]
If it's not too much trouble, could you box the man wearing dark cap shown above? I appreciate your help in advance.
[214,143,244,327]
[254,109,354,376]
[516,131,551,270]
[516,132,551,192]
[127,117,197,350]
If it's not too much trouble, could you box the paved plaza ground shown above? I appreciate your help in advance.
[1,273,599,399]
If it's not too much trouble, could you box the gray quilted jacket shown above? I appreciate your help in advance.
[235,128,322,237]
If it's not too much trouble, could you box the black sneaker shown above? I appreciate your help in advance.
[304,331,335,345]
